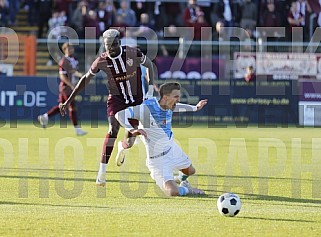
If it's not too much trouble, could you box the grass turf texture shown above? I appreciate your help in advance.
[1,122,321,236]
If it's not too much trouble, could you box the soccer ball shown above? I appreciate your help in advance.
[217,193,241,217]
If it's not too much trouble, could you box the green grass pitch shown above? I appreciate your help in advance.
[1,122,321,236]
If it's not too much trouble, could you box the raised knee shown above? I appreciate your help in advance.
[189,168,196,176]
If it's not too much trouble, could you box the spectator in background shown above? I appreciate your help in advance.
[216,0,241,39]
[192,10,211,40]
[163,2,182,26]
[25,0,37,26]
[183,0,199,26]
[153,1,163,32]
[240,0,257,33]
[159,25,180,56]
[70,0,88,39]
[116,0,136,27]
[260,0,282,39]
[213,20,227,41]
[287,1,304,40]
[132,13,156,39]
[112,14,127,38]
[259,0,283,25]
[87,0,99,10]
[53,0,72,19]
[97,1,110,33]
[244,65,256,82]
[296,0,312,41]
[196,0,212,26]
[131,0,149,23]
[47,10,67,66]
[9,0,19,26]
[0,0,9,26]
[104,0,116,26]
[120,28,137,47]
[37,0,53,38]
[84,10,101,38]
[183,0,210,42]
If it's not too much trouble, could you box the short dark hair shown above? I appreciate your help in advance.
[159,82,181,98]
[62,42,73,53]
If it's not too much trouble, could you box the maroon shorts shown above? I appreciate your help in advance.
[107,95,143,116]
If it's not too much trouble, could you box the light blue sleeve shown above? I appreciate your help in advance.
[115,105,142,131]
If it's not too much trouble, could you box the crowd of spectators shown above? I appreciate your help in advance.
[0,0,319,44]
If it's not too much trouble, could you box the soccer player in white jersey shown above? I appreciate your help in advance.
[115,82,207,196]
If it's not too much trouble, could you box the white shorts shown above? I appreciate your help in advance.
[146,141,192,190]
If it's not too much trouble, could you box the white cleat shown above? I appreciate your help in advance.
[38,114,48,128]
[115,141,126,166]
[96,175,106,187]
[76,129,87,136]
[180,180,205,195]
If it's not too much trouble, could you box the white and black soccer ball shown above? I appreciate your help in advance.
[217,193,241,217]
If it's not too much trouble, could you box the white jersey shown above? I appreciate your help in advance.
[115,97,197,159]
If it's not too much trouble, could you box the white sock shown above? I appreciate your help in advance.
[178,171,188,181]
[74,126,83,132]
[98,163,107,174]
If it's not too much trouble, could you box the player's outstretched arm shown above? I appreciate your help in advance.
[195,99,208,111]
[59,72,94,116]
[174,99,208,113]
[59,74,74,90]
[115,106,147,138]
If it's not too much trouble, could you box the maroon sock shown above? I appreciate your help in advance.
[101,133,116,164]
[69,110,78,126]
[47,105,60,117]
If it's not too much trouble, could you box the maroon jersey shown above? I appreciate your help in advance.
[59,56,79,95]
[90,46,146,115]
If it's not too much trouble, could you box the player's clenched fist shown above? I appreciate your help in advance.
[59,103,67,116]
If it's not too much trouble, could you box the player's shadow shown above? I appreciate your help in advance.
[238,216,315,223]
[196,173,321,205]
[0,167,154,185]
[1,167,150,175]
[198,173,317,183]
[0,200,111,209]
[243,193,321,205]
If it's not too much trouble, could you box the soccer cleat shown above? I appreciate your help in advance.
[76,129,87,136]
[96,175,106,187]
[180,180,205,195]
[115,141,126,166]
[38,114,48,128]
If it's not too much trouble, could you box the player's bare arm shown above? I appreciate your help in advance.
[59,72,94,116]
[196,99,208,111]
[74,71,83,78]
[59,74,74,90]
[142,57,157,97]
[142,57,157,84]
[129,128,147,138]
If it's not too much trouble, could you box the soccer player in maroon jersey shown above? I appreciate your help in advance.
[59,29,156,186]
[38,42,87,136]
